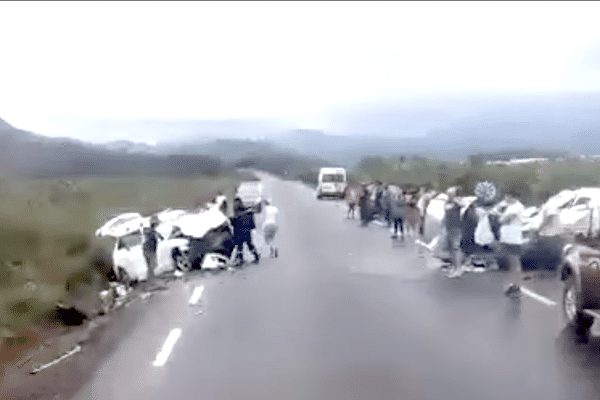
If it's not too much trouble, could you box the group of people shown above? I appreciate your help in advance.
[346,180,530,295]
[435,185,528,290]
[344,181,425,239]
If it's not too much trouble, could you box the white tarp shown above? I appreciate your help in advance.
[493,198,526,245]
[474,207,495,246]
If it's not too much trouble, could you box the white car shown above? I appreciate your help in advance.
[538,188,600,238]
[96,206,235,285]
[236,181,263,208]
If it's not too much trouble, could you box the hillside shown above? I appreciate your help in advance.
[0,119,223,178]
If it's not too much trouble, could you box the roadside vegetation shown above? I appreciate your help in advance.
[0,168,252,367]
[351,155,600,206]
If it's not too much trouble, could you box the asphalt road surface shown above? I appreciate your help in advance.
[73,174,600,400]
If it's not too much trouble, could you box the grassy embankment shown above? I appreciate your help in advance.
[0,169,253,366]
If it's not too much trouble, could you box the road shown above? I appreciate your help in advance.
[71,174,600,400]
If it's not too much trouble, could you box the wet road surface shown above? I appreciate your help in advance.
[73,175,600,400]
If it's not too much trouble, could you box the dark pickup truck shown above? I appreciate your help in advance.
[559,237,600,342]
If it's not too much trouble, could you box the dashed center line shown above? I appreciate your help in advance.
[520,286,557,307]
[189,285,204,305]
[153,328,182,367]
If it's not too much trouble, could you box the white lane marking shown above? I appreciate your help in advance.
[153,328,182,367]
[520,286,557,307]
[30,345,81,374]
[189,285,204,305]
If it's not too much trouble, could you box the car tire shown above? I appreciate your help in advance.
[174,250,193,272]
[563,273,593,342]
[117,267,132,287]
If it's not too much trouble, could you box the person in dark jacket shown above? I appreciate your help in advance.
[231,197,260,266]
[143,215,163,283]
[444,187,464,278]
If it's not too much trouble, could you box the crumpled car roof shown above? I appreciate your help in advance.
[95,213,149,238]
[96,205,229,239]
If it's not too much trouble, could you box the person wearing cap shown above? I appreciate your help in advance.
[444,187,464,278]
[262,198,279,258]
[231,197,260,266]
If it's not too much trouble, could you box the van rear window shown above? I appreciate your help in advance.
[322,174,345,183]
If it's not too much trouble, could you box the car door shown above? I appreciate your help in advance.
[113,231,147,282]
[156,228,189,275]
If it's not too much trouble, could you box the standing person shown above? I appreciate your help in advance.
[388,185,406,240]
[494,196,527,296]
[444,187,464,278]
[262,198,279,258]
[143,215,162,285]
[231,197,260,266]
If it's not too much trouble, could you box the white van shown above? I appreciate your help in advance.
[316,167,347,199]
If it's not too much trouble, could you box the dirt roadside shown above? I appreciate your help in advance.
[0,276,179,400]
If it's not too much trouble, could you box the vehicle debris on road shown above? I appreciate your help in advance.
[29,344,82,375]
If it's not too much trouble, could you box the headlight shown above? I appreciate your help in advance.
[589,261,600,271]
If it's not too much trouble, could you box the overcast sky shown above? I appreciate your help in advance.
[1,2,600,142]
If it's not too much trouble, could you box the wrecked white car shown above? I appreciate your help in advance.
[96,206,236,285]
[236,181,263,208]
[537,188,600,238]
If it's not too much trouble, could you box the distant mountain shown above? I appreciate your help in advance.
[264,95,600,165]
[0,117,14,131]
[0,118,222,178]
[103,140,158,154]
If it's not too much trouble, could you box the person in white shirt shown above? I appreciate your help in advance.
[491,196,527,297]
[262,198,279,258]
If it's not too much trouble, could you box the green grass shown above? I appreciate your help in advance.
[351,157,600,206]
[0,170,249,330]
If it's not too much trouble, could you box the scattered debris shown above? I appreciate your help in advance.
[16,354,33,369]
[139,292,152,301]
[0,326,16,337]
[30,344,81,374]
[24,280,37,293]
[174,270,185,278]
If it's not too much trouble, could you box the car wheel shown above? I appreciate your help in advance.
[563,273,593,341]
[175,250,193,272]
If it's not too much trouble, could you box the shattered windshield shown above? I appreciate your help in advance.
[117,232,142,249]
